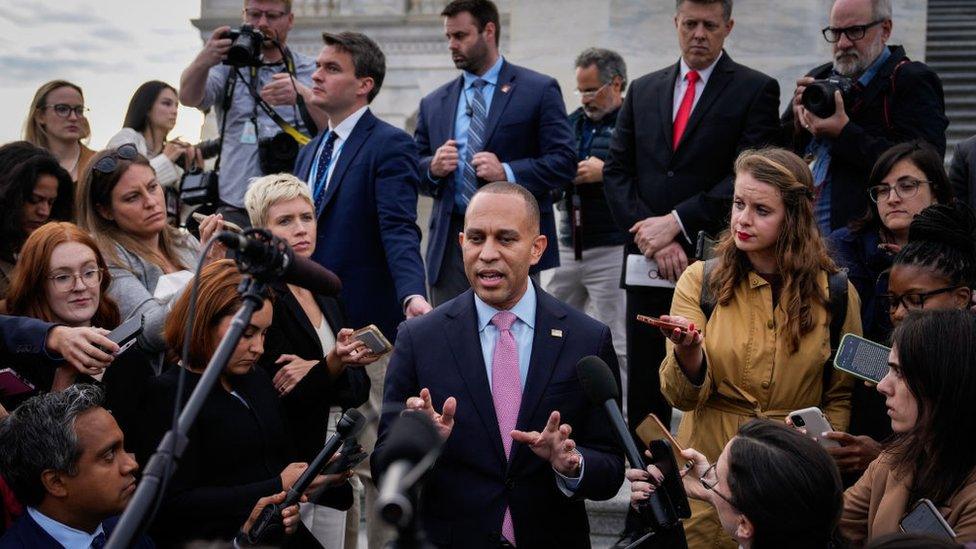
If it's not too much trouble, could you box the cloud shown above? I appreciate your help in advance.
[0,55,129,83]
[88,24,135,43]
[0,3,103,26]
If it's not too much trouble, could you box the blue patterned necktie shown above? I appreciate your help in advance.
[312,131,339,215]
[91,531,106,549]
[459,78,489,207]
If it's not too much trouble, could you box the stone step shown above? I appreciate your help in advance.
[924,39,976,50]
[926,50,976,61]
[938,71,976,82]
[587,482,630,548]
[941,83,976,96]
[929,60,976,71]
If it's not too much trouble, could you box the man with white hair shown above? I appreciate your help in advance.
[781,0,948,235]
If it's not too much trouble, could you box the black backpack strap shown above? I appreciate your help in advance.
[699,258,719,322]
[823,269,849,395]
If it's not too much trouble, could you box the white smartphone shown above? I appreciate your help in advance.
[788,406,840,448]
[191,211,243,234]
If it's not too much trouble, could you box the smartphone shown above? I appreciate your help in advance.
[788,407,840,448]
[834,333,890,384]
[646,439,692,521]
[107,316,144,356]
[0,368,35,397]
[900,499,956,541]
[636,314,687,333]
[636,414,687,467]
[351,325,393,356]
[192,211,244,234]
[696,231,717,261]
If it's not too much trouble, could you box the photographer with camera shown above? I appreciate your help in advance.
[179,0,327,229]
[780,0,947,235]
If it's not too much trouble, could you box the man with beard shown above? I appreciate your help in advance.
[546,48,629,384]
[179,0,327,228]
[414,0,576,306]
[781,0,947,234]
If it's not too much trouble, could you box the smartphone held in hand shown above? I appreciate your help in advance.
[636,314,687,333]
[833,333,890,384]
[351,324,393,356]
[788,407,840,449]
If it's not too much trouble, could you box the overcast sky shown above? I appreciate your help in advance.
[0,0,207,148]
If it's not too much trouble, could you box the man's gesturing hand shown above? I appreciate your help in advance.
[406,388,457,440]
[511,411,581,477]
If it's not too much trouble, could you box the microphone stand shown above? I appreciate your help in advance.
[106,276,268,548]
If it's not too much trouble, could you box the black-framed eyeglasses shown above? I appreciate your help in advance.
[92,143,139,175]
[822,19,885,43]
[868,177,929,203]
[700,462,734,506]
[39,103,88,118]
[47,268,103,292]
[243,8,287,23]
[879,286,968,314]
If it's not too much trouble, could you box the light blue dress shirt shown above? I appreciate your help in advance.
[445,56,516,212]
[472,282,583,492]
[27,507,106,548]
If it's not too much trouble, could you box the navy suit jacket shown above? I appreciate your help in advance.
[295,109,428,340]
[0,315,52,358]
[415,61,576,285]
[0,512,154,548]
[374,285,624,548]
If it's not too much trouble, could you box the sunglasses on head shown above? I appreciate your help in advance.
[92,143,139,174]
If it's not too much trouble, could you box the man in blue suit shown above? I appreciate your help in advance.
[294,31,431,547]
[416,0,577,306]
[375,183,623,548]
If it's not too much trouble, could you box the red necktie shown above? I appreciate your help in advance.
[672,70,700,150]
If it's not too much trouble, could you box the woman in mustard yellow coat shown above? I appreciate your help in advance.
[657,148,861,548]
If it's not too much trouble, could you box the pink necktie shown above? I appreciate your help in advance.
[672,70,700,150]
[491,311,521,545]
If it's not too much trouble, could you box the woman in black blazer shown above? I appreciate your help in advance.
[244,174,378,463]
[139,260,353,546]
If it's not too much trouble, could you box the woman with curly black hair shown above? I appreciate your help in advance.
[0,141,73,297]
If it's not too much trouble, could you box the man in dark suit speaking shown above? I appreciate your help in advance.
[375,183,623,548]
[415,0,576,305]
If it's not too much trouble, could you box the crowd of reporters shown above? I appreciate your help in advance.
[2,0,976,547]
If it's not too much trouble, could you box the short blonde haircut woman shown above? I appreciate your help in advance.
[244,173,313,228]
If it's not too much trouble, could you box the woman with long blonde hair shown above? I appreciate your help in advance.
[23,80,95,182]
[654,147,862,548]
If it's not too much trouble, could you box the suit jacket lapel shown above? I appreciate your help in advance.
[444,292,507,465]
[443,76,463,142]
[273,282,322,353]
[482,60,517,147]
[659,62,680,153]
[676,52,735,152]
[511,285,567,467]
[319,110,375,213]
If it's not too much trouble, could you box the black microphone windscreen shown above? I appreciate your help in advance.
[283,249,343,297]
[576,355,619,404]
[375,412,441,474]
[336,408,367,438]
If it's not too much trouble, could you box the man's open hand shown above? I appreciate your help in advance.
[511,411,581,477]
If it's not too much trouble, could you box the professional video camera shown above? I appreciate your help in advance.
[801,75,854,119]
[223,24,265,67]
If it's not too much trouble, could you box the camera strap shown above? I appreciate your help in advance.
[212,68,238,175]
[242,49,314,146]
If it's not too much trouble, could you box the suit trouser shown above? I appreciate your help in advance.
[625,287,674,434]
[544,241,628,386]
[344,353,395,549]
[431,213,470,307]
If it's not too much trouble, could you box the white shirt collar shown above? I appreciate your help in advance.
[328,105,370,141]
[679,50,723,85]
[27,507,106,548]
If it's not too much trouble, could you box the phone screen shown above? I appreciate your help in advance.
[900,499,956,541]
[834,333,890,383]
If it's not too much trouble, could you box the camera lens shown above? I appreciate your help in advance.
[801,82,836,119]
[791,415,806,427]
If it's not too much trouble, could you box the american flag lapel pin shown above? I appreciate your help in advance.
[501,84,511,94]
[551,329,563,338]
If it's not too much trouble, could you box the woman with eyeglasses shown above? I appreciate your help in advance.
[22,80,95,182]
[657,148,861,548]
[106,80,201,189]
[1,222,153,435]
[627,420,844,549]
[822,141,954,482]
[76,144,226,372]
[0,142,74,298]
[841,309,976,545]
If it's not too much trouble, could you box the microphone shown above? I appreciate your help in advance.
[576,355,676,529]
[465,105,473,117]
[375,412,443,528]
[216,230,342,296]
[244,409,367,543]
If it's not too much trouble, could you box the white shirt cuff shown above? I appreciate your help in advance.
[502,163,516,183]
[671,210,692,245]
[553,450,584,496]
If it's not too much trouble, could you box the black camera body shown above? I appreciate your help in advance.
[801,75,855,119]
[223,24,264,67]
[180,169,219,205]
